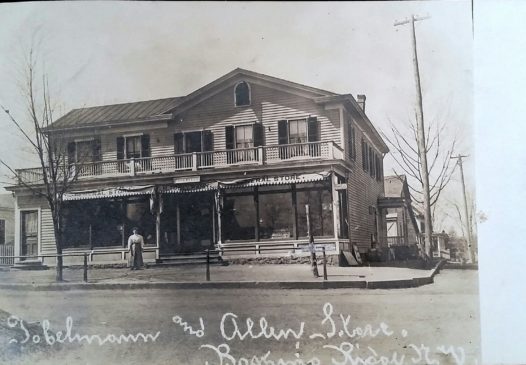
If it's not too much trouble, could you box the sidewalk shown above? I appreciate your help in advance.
[0,262,443,290]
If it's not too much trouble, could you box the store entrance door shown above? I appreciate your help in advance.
[160,193,214,255]
[21,210,38,260]
[179,193,214,253]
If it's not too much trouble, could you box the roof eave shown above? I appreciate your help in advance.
[43,113,174,134]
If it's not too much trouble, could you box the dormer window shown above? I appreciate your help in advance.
[235,81,251,107]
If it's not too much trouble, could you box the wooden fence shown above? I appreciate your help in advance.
[0,244,15,265]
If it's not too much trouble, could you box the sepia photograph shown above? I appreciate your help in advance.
[0,1,518,364]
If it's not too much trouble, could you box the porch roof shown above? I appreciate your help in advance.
[62,171,331,200]
[63,185,155,201]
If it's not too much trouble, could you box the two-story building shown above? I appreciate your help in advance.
[8,68,388,266]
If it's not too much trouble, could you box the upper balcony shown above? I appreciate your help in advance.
[15,141,345,186]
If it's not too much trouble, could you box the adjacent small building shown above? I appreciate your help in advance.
[378,175,422,259]
[0,194,14,246]
[7,68,389,266]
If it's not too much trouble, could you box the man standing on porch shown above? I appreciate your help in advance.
[128,227,144,270]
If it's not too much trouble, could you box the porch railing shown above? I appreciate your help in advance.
[384,236,411,246]
[0,245,14,265]
[16,141,344,185]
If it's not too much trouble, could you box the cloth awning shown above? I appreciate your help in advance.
[218,171,331,188]
[63,185,155,201]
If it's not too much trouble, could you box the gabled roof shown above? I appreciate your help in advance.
[49,97,183,130]
[46,67,385,153]
[384,175,407,198]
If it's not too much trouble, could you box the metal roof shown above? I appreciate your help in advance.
[50,97,184,130]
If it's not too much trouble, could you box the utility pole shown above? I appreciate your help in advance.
[451,154,474,263]
[394,14,433,261]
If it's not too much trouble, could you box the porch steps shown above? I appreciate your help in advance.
[11,260,49,271]
[155,252,225,266]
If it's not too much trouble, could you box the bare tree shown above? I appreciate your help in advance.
[0,46,84,281]
[382,117,457,258]
[449,192,478,262]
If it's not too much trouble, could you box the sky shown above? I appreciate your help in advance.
[0,2,525,363]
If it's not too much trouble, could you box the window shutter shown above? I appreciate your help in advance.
[203,130,214,151]
[369,147,374,177]
[141,134,151,158]
[376,157,384,181]
[116,137,125,160]
[307,117,319,142]
[67,142,76,164]
[278,120,288,145]
[225,126,235,150]
[361,139,367,170]
[351,127,356,159]
[174,133,184,154]
[92,139,102,162]
[253,123,264,147]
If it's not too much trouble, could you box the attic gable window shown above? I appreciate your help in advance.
[235,81,251,107]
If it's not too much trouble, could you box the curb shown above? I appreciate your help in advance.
[0,261,444,291]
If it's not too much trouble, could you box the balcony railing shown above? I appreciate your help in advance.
[16,141,344,185]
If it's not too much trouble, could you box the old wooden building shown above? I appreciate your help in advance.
[8,69,389,265]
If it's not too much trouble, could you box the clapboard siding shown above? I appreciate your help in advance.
[177,83,341,150]
[345,116,385,253]
[40,208,57,254]
[62,83,341,161]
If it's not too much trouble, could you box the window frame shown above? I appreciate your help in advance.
[234,81,251,107]
[68,138,102,164]
[235,124,254,149]
[278,117,319,145]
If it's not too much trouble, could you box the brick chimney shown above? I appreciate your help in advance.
[356,94,366,112]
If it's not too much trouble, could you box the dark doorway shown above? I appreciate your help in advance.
[21,210,38,260]
[161,193,214,255]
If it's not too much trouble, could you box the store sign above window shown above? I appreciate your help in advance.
[222,171,331,188]
[174,176,200,184]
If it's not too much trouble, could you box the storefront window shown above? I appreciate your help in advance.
[62,197,155,249]
[297,188,333,237]
[259,191,293,239]
[223,194,256,241]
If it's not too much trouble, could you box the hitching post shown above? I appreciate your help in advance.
[306,205,319,278]
[322,247,328,281]
[83,254,88,282]
[206,249,210,281]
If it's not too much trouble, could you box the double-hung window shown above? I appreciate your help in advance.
[278,117,320,159]
[126,136,142,159]
[236,125,254,149]
[288,119,308,144]
[67,138,102,176]
[117,135,150,160]
[67,138,102,164]
[116,134,151,172]
[225,123,264,163]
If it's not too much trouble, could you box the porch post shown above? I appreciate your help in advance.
[176,201,181,247]
[155,192,162,260]
[331,172,341,251]
[14,199,20,263]
[215,189,223,245]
